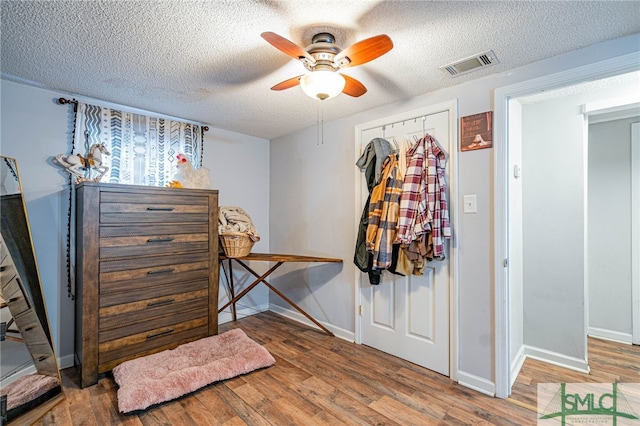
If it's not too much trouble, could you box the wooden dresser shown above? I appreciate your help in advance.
[74,182,219,388]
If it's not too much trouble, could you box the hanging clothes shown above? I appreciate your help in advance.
[366,153,403,270]
[397,138,412,177]
[354,138,394,284]
[426,135,451,258]
[396,133,451,268]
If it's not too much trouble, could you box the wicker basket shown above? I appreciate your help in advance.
[219,232,254,258]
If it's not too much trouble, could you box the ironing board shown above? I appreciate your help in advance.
[218,253,342,336]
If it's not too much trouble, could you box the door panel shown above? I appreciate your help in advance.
[408,266,434,340]
[372,282,394,329]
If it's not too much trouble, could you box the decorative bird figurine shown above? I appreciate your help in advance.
[171,153,211,189]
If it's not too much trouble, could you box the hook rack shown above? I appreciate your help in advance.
[377,115,428,133]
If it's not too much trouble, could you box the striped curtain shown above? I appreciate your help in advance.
[73,102,203,187]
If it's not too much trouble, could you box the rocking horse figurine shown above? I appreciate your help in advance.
[55,143,111,183]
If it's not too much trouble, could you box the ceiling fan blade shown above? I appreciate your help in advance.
[271,75,303,91]
[261,32,315,64]
[334,34,393,68]
[341,74,367,97]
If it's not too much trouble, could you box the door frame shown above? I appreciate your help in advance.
[633,122,640,345]
[493,52,640,398]
[353,99,459,382]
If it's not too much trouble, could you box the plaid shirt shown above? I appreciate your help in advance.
[396,134,450,258]
[366,154,403,269]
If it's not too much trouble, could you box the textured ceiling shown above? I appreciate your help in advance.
[2,1,639,140]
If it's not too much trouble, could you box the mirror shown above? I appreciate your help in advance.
[0,156,64,424]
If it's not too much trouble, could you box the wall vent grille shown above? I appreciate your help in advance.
[440,50,499,77]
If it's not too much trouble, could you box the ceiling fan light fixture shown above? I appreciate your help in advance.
[300,70,345,100]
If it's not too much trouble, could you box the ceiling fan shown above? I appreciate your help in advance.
[261,31,393,100]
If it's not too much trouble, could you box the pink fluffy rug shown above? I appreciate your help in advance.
[112,328,275,413]
[1,374,60,410]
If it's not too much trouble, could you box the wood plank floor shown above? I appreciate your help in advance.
[33,312,638,425]
[508,335,640,411]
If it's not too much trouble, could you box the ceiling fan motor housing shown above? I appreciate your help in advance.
[304,33,341,71]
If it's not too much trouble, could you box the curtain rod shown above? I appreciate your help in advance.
[57,97,209,131]
[58,97,77,105]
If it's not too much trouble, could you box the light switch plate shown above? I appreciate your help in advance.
[463,195,477,213]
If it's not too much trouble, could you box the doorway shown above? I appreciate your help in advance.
[493,54,640,398]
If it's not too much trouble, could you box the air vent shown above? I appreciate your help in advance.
[440,50,499,77]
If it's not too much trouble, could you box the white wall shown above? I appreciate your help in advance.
[0,79,270,366]
[521,97,587,360]
[205,126,271,322]
[269,123,351,334]
[588,117,637,340]
[268,33,640,389]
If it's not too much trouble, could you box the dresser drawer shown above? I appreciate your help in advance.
[100,251,209,275]
[98,319,208,373]
[0,238,8,260]
[13,309,51,346]
[100,192,209,224]
[29,343,60,377]
[101,278,208,306]
[99,301,207,343]
[99,288,209,340]
[2,276,30,315]
[0,263,17,290]
[0,251,17,289]
[101,191,210,207]
[100,225,209,259]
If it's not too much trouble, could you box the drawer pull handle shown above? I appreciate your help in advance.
[0,266,5,272]
[147,268,175,275]
[8,297,20,303]
[24,326,35,332]
[147,329,174,339]
[147,207,175,211]
[147,298,175,308]
[37,355,48,362]
[146,237,174,243]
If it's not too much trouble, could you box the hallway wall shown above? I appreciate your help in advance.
[588,116,638,342]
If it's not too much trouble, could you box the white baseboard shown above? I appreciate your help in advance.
[510,345,527,388]
[58,353,75,370]
[0,364,37,387]
[219,302,269,325]
[457,370,495,396]
[268,304,355,342]
[524,344,590,373]
[588,326,633,344]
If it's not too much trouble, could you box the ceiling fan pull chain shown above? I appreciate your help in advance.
[316,101,320,145]
[316,100,326,145]
[321,101,325,145]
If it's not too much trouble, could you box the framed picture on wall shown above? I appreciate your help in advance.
[460,111,493,151]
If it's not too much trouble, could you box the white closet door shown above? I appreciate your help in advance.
[358,109,451,376]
